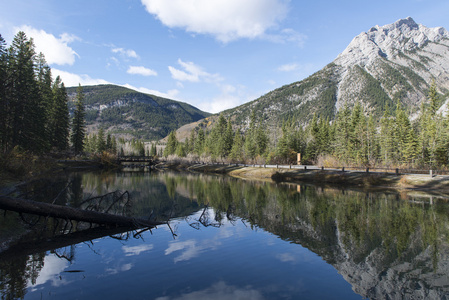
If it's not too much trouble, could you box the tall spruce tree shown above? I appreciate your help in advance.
[36,52,53,151]
[0,34,7,152]
[9,32,44,151]
[71,84,86,154]
[428,79,439,116]
[164,131,178,156]
[49,76,69,151]
[229,128,244,163]
[194,128,205,155]
[97,128,106,153]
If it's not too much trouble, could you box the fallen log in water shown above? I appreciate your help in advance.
[0,225,143,261]
[0,195,164,228]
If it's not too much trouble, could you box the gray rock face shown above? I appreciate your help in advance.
[225,17,449,128]
[335,17,449,114]
[336,17,449,67]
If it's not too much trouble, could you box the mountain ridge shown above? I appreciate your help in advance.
[218,17,449,130]
[66,84,211,140]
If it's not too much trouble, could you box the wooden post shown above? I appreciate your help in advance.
[297,153,301,165]
[430,170,433,178]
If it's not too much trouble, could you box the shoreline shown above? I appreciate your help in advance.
[159,162,449,197]
[3,158,449,197]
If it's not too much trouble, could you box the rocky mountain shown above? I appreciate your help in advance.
[66,84,210,140]
[222,17,449,129]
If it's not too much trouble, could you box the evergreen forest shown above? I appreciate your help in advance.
[0,32,85,155]
[164,81,448,169]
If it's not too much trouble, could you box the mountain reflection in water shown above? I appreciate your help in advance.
[1,170,448,299]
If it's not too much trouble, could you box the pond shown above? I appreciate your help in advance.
[1,170,449,299]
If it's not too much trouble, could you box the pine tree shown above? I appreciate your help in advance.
[0,34,7,151]
[188,129,195,153]
[164,131,178,156]
[244,111,258,161]
[194,128,205,155]
[332,105,352,162]
[106,134,112,151]
[137,140,145,156]
[49,76,69,151]
[255,125,268,158]
[379,106,394,166]
[402,127,419,164]
[150,143,157,156]
[275,123,290,163]
[111,136,117,154]
[305,113,320,161]
[428,79,439,116]
[97,128,106,153]
[175,143,186,157]
[229,128,244,163]
[36,52,53,151]
[8,32,43,151]
[394,102,413,164]
[223,119,234,157]
[71,84,86,153]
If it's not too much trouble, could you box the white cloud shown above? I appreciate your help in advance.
[127,65,158,76]
[141,0,289,43]
[276,253,297,263]
[122,83,180,99]
[105,263,134,275]
[28,254,69,289]
[169,59,223,83]
[52,68,110,87]
[154,281,265,300]
[265,28,307,47]
[278,63,300,72]
[199,95,241,114]
[15,25,79,65]
[198,84,251,113]
[112,47,139,59]
[122,244,154,256]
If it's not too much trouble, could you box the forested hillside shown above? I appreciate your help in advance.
[165,81,447,169]
[66,85,210,140]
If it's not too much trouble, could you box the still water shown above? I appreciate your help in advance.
[1,170,449,299]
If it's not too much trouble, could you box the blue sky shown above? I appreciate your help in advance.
[1,0,448,113]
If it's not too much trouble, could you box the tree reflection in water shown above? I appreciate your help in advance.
[1,170,449,299]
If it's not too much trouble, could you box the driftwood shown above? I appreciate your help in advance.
[0,225,147,261]
[0,195,164,228]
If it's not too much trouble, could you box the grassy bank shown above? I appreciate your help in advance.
[184,163,449,195]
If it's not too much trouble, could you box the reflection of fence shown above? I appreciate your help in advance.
[118,156,154,163]
[117,156,154,167]
[201,162,445,177]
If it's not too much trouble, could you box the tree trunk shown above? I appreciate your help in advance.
[0,195,164,228]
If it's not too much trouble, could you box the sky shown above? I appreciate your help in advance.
[1,0,449,114]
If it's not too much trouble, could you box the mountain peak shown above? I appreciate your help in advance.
[336,17,449,67]
[392,16,418,30]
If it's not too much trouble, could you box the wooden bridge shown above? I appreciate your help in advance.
[117,156,155,166]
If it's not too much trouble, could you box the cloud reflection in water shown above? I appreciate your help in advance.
[154,281,265,300]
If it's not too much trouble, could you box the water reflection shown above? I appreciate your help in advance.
[154,281,265,300]
[1,170,449,299]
